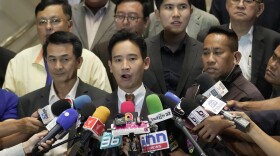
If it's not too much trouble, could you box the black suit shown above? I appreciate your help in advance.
[0,47,15,87]
[144,33,203,98]
[197,25,280,98]
[92,41,118,91]
[210,0,280,33]
[18,79,108,148]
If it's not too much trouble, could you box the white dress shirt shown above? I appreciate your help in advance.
[45,79,79,156]
[117,83,146,116]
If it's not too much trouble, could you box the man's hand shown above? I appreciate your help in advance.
[192,116,234,142]
[22,130,53,154]
[16,117,44,134]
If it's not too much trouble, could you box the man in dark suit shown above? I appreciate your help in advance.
[144,0,203,98]
[93,0,151,91]
[210,0,280,33]
[198,0,280,98]
[0,47,15,87]
[18,31,108,155]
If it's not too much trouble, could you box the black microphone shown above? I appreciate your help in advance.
[155,94,207,156]
[32,108,79,154]
[195,94,250,132]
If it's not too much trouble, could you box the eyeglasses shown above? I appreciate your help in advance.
[231,0,262,6]
[36,17,64,27]
[114,15,143,23]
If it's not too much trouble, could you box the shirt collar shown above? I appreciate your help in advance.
[229,23,254,42]
[83,1,108,15]
[49,78,80,105]
[117,83,146,106]
[33,45,44,66]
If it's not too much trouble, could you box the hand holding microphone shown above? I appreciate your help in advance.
[32,108,79,154]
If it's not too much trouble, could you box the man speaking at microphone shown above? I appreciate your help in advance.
[99,29,152,155]
[18,31,108,155]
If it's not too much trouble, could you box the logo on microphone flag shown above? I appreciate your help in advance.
[140,130,169,153]
[83,116,105,136]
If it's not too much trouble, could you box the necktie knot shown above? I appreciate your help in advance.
[125,93,135,103]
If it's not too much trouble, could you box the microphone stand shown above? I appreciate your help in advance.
[174,117,207,156]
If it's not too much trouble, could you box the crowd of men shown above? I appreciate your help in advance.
[1,0,280,155]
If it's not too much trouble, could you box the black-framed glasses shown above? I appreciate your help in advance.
[114,15,143,23]
[231,0,262,6]
[36,17,64,27]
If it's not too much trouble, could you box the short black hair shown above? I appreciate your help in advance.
[43,31,82,58]
[108,29,147,61]
[35,0,72,19]
[206,26,238,52]
[114,0,150,19]
[155,0,192,10]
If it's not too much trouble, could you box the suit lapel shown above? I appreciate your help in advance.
[175,36,199,96]
[72,4,89,49]
[91,1,115,49]
[187,7,201,39]
[251,27,265,84]
[148,35,167,93]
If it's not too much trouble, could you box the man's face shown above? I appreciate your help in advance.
[226,0,264,23]
[85,0,108,8]
[46,43,82,84]
[36,5,72,44]
[202,34,237,81]
[108,40,150,93]
[115,1,148,36]
[265,45,280,86]
[156,0,191,35]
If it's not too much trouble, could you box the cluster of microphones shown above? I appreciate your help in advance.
[31,73,251,156]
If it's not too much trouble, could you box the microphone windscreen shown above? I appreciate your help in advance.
[92,106,110,124]
[51,99,72,116]
[146,94,163,114]
[164,91,180,104]
[158,94,177,109]
[80,103,96,119]
[73,95,92,110]
[196,72,216,93]
[195,94,207,105]
[120,101,135,113]
[56,108,79,131]
[180,98,200,116]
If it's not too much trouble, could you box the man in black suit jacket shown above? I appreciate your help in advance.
[18,31,108,155]
[210,0,280,33]
[144,0,203,98]
[0,47,15,87]
[198,0,280,98]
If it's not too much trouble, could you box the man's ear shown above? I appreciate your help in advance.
[68,20,73,32]
[256,3,264,18]
[77,56,83,69]
[108,60,113,73]
[233,51,242,64]
[143,57,150,70]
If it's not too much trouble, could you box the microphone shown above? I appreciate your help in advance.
[146,94,173,125]
[143,94,173,153]
[196,72,228,99]
[38,99,72,125]
[68,106,110,156]
[195,94,250,132]
[81,106,110,144]
[120,101,139,123]
[32,108,79,154]
[72,95,92,110]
